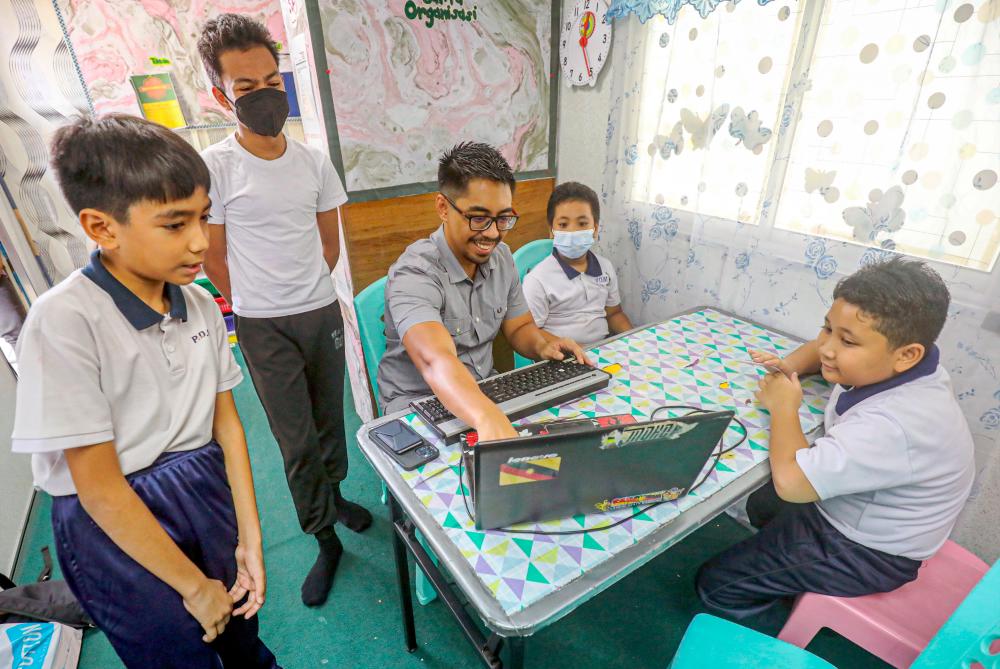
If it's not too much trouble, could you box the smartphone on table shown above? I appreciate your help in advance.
[369,419,439,471]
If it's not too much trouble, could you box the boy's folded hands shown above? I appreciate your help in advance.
[183,576,234,643]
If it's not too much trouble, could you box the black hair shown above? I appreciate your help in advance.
[833,256,950,349]
[438,141,515,198]
[50,114,211,223]
[547,181,600,226]
[198,14,279,90]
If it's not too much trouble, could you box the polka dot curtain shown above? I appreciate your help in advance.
[773,0,1000,272]
[610,0,999,272]
[625,0,798,223]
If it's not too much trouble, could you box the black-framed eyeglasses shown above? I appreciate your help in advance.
[442,193,519,232]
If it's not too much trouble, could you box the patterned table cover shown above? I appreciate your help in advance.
[382,309,831,616]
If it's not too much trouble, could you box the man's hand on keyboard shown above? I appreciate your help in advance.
[538,337,593,367]
[474,414,520,443]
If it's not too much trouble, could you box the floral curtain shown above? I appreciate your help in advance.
[607,0,774,25]
[597,0,1000,559]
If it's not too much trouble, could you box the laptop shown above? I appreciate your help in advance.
[462,411,735,530]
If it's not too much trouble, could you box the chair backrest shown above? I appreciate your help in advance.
[512,239,553,282]
[353,276,388,416]
[912,559,1000,669]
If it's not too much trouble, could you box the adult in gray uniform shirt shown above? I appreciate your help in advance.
[378,142,591,442]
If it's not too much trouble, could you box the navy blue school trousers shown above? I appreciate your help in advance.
[51,442,279,669]
[695,481,922,619]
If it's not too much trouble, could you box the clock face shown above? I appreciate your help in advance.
[559,0,612,87]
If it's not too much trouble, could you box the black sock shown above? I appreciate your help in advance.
[301,526,343,607]
[334,485,372,533]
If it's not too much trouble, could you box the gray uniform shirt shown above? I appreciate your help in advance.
[377,226,529,414]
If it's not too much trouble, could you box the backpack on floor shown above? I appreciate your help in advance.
[0,548,93,629]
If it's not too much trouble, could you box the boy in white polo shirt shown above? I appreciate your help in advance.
[198,14,370,608]
[696,257,975,620]
[523,182,633,347]
[11,115,278,668]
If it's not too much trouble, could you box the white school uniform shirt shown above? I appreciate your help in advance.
[201,134,348,318]
[522,251,621,347]
[10,251,243,496]
[795,348,975,560]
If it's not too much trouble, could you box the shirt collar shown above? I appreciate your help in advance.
[835,344,940,415]
[552,249,602,280]
[431,225,496,284]
[81,250,187,330]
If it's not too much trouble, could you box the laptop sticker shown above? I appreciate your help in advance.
[499,454,562,486]
[599,421,698,450]
[594,487,686,512]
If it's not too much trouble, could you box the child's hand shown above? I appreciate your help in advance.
[749,349,793,377]
[183,577,233,642]
[755,370,803,413]
[230,541,266,619]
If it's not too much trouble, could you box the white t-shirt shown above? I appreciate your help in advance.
[522,251,621,347]
[201,135,348,318]
[11,252,243,495]
[796,364,975,560]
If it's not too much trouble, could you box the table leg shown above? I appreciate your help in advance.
[389,492,418,652]
[504,636,525,669]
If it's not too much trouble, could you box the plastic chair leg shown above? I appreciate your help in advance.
[415,530,438,605]
[778,595,826,648]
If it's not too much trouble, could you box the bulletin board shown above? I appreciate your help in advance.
[318,0,558,198]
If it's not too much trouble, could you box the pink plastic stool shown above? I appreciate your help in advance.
[777,540,989,669]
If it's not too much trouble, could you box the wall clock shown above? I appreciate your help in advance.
[560,0,612,87]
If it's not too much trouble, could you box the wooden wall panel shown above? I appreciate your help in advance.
[342,177,554,295]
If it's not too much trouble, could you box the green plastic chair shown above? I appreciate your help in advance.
[511,239,553,368]
[669,614,836,669]
[353,276,438,606]
[671,558,1000,669]
[911,558,1000,669]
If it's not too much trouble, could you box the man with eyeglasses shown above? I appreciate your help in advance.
[377,142,591,441]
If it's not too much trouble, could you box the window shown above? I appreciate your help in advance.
[632,0,1000,271]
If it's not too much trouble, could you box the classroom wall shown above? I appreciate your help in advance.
[554,0,1000,562]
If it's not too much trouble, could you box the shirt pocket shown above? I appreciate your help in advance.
[443,315,476,349]
[477,299,507,340]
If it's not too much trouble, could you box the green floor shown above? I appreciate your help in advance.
[14,347,891,668]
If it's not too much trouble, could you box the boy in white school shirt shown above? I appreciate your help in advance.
[523,182,633,347]
[696,257,975,620]
[12,115,277,668]
[197,14,370,608]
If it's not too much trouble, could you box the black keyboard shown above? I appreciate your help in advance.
[410,360,611,442]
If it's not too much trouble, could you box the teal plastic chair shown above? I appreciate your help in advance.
[669,614,836,669]
[911,558,1000,669]
[354,276,438,606]
[354,276,388,403]
[671,558,1000,669]
[511,239,553,368]
[512,238,553,283]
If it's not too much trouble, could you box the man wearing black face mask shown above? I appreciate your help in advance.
[198,14,371,608]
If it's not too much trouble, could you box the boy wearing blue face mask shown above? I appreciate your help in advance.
[522,182,633,347]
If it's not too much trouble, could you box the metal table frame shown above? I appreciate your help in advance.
[357,307,821,668]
